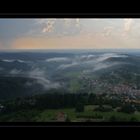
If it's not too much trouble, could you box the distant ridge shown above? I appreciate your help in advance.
[1,48,140,54]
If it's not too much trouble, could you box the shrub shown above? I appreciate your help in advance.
[109,115,117,122]
[75,102,84,112]
[94,105,113,112]
[130,117,138,122]
[119,104,136,114]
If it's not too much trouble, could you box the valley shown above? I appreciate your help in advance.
[0,49,140,122]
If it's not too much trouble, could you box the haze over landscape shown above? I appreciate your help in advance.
[0,18,140,122]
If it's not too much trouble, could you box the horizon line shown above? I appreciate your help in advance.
[1,48,140,50]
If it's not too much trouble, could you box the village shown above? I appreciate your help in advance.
[78,73,140,104]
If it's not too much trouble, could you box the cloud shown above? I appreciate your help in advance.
[35,19,82,37]
[9,69,22,75]
[28,68,45,77]
[2,59,15,62]
[2,18,140,50]
[46,57,70,62]
[75,18,80,27]
[57,55,96,70]
[93,62,120,72]
[64,18,80,28]
[80,54,95,60]
[124,19,133,32]
[42,20,55,33]
[13,18,140,50]
[58,62,78,69]
[55,53,127,76]
[25,81,33,87]
[39,18,81,34]
[93,63,111,71]
[28,68,61,89]
[35,77,60,89]
[122,19,134,38]
[102,26,114,37]
[16,59,26,63]
[35,19,56,34]
[57,54,103,70]
[96,53,127,62]
[64,19,72,27]
[2,59,26,63]
[35,19,56,25]
[35,19,48,24]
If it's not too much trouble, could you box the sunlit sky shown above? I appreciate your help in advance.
[0,18,140,50]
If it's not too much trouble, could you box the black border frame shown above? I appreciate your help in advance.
[0,13,140,127]
[0,122,140,127]
[1,13,140,18]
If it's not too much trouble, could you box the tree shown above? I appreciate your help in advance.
[109,115,117,122]
[65,116,71,122]
[88,94,96,104]
[75,102,84,112]
[120,104,136,114]
[130,117,138,122]
[94,105,113,112]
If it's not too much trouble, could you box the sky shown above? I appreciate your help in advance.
[0,18,140,50]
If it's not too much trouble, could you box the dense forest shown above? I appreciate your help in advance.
[0,89,140,122]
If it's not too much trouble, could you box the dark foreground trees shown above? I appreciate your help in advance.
[75,102,85,112]
[118,103,136,114]
[1,91,138,116]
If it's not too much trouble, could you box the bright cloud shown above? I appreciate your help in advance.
[46,57,70,62]
[42,20,55,33]
[102,26,114,37]
[93,62,120,72]
[58,62,78,69]
[124,19,133,32]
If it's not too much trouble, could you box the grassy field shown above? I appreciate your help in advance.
[69,80,82,93]
[1,105,140,122]
[33,105,140,122]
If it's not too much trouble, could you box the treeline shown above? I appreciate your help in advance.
[0,90,124,113]
[0,89,139,115]
[2,92,88,112]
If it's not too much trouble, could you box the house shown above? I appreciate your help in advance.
[56,112,67,122]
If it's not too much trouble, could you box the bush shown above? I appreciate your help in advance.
[86,119,92,122]
[109,116,128,122]
[130,117,138,122]
[94,105,113,112]
[134,105,140,112]
[109,115,117,122]
[75,103,84,112]
[65,116,71,122]
[94,113,103,119]
[119,104,136,114]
